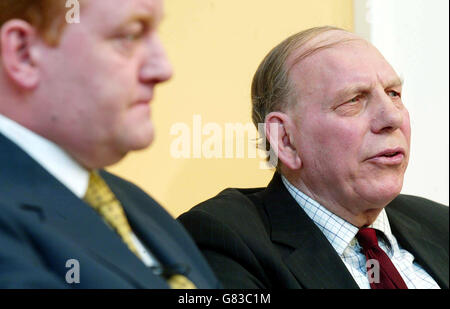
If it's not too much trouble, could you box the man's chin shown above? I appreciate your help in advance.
[121,118,154,147]
[128,129,155,152]
[365,181,403,207]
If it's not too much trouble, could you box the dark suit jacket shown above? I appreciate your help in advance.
[178,173,449,289]
[0,133,220,288]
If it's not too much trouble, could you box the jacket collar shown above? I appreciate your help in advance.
[261,172,448,289]
[261,173,359,289]
[103,170,204,279]
[386,202,449,288]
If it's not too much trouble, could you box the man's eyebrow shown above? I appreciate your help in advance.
[334,82,375,102]
[383,76,404,89]
[334,77,404,103]
[118,13,157,28]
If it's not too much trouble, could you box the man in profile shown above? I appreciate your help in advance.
[178,26,449,289]
[0,0,219,288]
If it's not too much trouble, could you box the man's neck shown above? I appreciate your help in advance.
[283,173,385,227]
[0,113,90,198]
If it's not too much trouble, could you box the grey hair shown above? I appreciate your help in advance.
[250,26,354,168]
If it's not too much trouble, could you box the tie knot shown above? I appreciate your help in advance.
[85,171,116,208]
[356,228,379,249]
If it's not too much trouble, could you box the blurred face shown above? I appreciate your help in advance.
[35,0,172,168]
[286,34,411,216]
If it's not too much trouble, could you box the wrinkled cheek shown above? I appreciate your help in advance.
[314,123,359,158]
[305,128,353,178]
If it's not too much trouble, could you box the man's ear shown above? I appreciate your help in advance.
[0,19,40,89]
[265,111,302,170]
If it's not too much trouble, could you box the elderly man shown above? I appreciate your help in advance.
[0,0,219,288]
[178,26,449,289]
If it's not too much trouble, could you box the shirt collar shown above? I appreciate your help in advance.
[370,207,394,246]
[281,175,392,255]
[0,114,89,198]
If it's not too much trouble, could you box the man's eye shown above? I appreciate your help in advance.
[113,32,143,54]
[122,33,141,41]
[387,90,401,98]
[348,95,363,103]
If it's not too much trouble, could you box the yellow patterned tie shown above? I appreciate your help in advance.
[84,171,141,257]
[167,274,196,289]
[84,171,196,289]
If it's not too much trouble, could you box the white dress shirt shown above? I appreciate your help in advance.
[281,175,440,289]
[0,114,159,268]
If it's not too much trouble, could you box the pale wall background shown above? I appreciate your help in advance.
[354,0,449,206]
[108,0,354,217]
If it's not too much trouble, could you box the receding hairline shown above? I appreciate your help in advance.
[285,29,365,74]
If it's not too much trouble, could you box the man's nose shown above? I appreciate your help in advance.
[370,90,405,134]
[139,34,173,85]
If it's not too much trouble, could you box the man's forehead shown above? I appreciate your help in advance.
[83,0,163,27]
[287,35,401,105]
[286,30,362,70]
[290,36,393,81]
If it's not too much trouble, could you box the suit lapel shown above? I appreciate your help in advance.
[0,135,165,288]
[261,173,448,289]
[106,175,195,277]
[33,188,165,288]
[386,204,449,288]
[262,174,359,289]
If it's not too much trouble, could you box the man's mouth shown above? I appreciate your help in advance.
[134,99,152,106]
[367,148,405,165]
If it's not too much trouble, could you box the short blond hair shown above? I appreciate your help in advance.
[251,26,354,167]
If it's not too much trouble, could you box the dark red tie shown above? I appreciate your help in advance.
[356,228,408,289]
